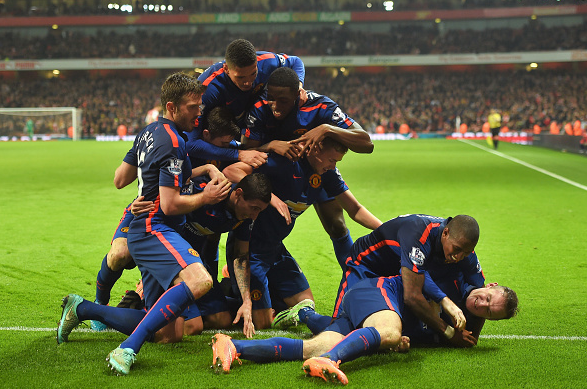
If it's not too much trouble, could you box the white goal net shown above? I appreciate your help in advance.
[0,107,82,141]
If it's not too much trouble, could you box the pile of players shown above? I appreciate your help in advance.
[56,39,518,384]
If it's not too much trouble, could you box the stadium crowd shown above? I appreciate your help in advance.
[1,68,585,137]
[2,20,586,59]
[2,0,582,17]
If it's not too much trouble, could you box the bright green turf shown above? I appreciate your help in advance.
[0,139,586,388]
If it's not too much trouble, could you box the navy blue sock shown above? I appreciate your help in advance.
[120,282,194,353]
[321,327,381,364]
[95,254,123,305]
[331,231,353,270]
[233,337,303,362]
[76,300,145,335]
[299,308,333,335]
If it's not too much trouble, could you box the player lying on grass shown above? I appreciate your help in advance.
[274,214,487,347]
[209,274,518,385]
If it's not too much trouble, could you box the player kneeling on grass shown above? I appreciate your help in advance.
[209,274,518,385]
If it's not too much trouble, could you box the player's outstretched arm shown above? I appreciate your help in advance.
[114,161,137,189]
[191,163,226,182]
[231,239,255,338]
[335,190,382,230]
[223,162,253,183]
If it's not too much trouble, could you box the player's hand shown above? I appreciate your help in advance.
[233,299,255,338]
[202,176,231,204]
[205,164,226,183]
[130,195,155,216]
[391,336,411,353]
[269,140,303,161]
[238,149,268,169]
[440,297,466,331]
[270,194,292,225]
[289,125,328,157]
[449,329,477,348]
[298,86,308,107]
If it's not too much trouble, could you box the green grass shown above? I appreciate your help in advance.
[1,139,586,388]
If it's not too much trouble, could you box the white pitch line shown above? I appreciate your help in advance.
[457,139,587,192]
[2,327,586,341]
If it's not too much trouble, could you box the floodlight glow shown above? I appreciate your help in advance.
[154,5,159,11]
[530,63,538,68]
[367,2,372,8]
[168,5,173,10]
[53,70,60,75]
[531,14,537,20]
[340,67,346,72]
[148,4,154,10]
[114,4,120,9]
[338,20,344,25]
[161,5,166,10]
[383,1,394,11]
[52,24,58,29]
[143,4,147,9]
[435,18,441,23]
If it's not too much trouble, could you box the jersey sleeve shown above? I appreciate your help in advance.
[122,145,138,166]
[279,54,305,85]
[322,168,349,198]
[187,138,239,161]
[397,221,429,274]
[243,100,268,142]
[157,135,190,189]
[458,253,485,288]
[422,271,447,303]
[319,95,355,129]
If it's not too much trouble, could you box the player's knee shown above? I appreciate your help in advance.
[107,239,132,271]
[184,318,204,336]
[182,264,214,299]
[252,309,272,330]
[376,326,403,350]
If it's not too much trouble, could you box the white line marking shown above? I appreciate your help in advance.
[458,139,587,192]
[2,327,586,340]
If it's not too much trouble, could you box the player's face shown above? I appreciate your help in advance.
[308,147,345,174]
[224,63,258,92]
[440,229,475,264]
[465,285,508,320]
[266,85,298,120]
[234,194,269,221]
[174,93,203,132]
[208,134,235,148]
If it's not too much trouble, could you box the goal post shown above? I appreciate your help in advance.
[0,107,83,141]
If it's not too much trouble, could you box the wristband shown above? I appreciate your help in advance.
[443,325,455,339]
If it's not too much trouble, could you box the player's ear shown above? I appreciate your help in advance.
[485,282,499,288]
[202,129,211,142]
[222,63,229,74]
[165,101,176,115]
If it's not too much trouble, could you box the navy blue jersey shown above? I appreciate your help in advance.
[181,176,253,243]
[251,154,348,251]
[244,90,355,143]
[198,51,305,128]
[347,214,485,287]
[125,117,192,233]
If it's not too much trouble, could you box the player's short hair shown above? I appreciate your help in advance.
[498,286,519,319]
[160,72,206,113]
[207,106,240,140]
[447,215,479,245]
[321,136,348,155]
[225,39,257,69]
[267,67,299,94]
[236,173,272,204]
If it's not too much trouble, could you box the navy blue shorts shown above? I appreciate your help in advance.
[128,225,203,310]
[182,278,229,320]
[325,276,403,335]
[228,243,309,310]
[111,203,133,242]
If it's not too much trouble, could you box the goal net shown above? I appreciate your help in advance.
[0,107,82,141]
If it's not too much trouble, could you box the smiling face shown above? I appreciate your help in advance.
[307,146,346,175]
[265,84,299,120]
[224,62,258,92]
[465,285,508,320]
[440,227,476,264]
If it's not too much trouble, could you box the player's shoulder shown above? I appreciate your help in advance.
[199,61,226,86]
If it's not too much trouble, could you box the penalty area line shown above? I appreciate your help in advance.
[457,138,587,192]
[1,327,586,341]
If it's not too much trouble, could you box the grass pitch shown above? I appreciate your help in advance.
[0,139,586,388]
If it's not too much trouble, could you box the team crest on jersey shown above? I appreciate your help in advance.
[120,227,129,233]
[167,158,183,175]
[331,107,348,123]
[294,128,307,136]
[188,248,200,257]
[409,247,425,266]
[250,289,263,301]
[309,173,322,188]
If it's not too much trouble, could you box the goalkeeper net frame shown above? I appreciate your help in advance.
[0,107,82,141]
